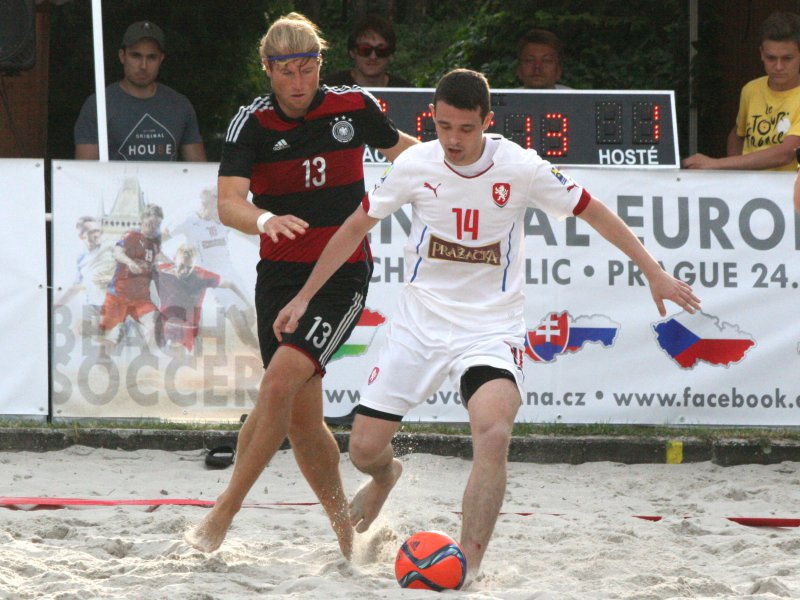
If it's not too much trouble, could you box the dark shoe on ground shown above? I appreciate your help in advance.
[205,445,235,469]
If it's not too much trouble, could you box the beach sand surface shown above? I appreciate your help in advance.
[0,446,798,599]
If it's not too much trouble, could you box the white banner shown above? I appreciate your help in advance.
[0,160,48,417]
[50,160,800,425]
[323,165,799,426]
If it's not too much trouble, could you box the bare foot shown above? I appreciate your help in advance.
[349,459,403,533]
[184,506,235,552]
[330,508,354,560]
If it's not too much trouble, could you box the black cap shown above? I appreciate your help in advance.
[121,21,165,51]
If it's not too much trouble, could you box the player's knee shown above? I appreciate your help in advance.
[258,376,297,408]
[348,432,383,471]
[477,420,513,452]
[347,435,372,469]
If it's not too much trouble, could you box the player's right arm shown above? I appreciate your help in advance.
[217,175,308,241]
[378,131,419,162]
[113,242,142,274]
[273,207,379,340]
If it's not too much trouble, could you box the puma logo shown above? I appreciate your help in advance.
[423,182,441,197]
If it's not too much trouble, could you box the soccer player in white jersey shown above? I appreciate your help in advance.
[274,69,701,578]
[163,187,259,348]
[55,216,116,339]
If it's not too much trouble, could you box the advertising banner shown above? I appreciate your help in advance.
[0,159,48,417]
[51,160,799,425]
[328,165,800,426]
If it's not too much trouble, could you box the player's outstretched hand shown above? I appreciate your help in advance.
[648,270,701,316]
[273,296,309,342]
[263,214,308,243]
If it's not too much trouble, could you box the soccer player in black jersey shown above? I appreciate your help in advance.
[184,12,417,558]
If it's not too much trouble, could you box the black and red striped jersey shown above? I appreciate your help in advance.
[219,86,399,269]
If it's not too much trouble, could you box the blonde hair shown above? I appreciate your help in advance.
[175,244,197,260]
[259,12,327,64]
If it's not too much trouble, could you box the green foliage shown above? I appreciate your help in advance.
[429,0,690,150]
[47,0,693,160]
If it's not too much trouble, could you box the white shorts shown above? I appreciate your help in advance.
[359,288,525,418]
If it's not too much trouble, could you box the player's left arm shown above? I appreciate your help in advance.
[578,197,701,316]
[273,207,380,339]
[377,131,419,162]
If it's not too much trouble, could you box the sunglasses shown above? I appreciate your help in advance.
[354,44,393,58]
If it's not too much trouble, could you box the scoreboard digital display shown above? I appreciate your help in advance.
[367,88,679,168]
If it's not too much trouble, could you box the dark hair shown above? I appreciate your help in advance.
[142,203,163,220]
[347,13,397,52]
[759,11,800,48]
[433,69,491,119]
[516,28,564,61]
[75,215,98,232]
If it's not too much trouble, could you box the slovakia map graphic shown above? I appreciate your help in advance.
[525,311,620,363]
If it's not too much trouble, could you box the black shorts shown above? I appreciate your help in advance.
[255,260,371,373]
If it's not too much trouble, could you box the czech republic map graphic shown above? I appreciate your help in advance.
[651,311,755,369]
[525,310,756,369]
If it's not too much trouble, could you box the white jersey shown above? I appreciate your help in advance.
[75,240,116,305]
[366,135,589,321]
[167,213,239,277]
[167,213,251,310]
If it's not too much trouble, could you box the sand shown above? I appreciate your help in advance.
[0,446,798,599]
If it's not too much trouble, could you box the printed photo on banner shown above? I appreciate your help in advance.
[51,162,262,421]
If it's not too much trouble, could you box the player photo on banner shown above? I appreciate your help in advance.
[51,161,264,421]
[0,159,48,417]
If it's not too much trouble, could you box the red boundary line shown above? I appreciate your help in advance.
[1,498,797,527]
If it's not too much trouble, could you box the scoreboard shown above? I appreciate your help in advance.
[367,88,680,168]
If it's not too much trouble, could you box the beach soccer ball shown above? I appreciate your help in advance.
[394,530,467,591]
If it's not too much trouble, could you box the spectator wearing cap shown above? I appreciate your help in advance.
[516,28,571,90]
[323,13,413,88]
[74,21,206,161]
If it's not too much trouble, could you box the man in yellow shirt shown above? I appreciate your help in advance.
[683,11,800,171]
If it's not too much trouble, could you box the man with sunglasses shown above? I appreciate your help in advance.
[324,13,413,88]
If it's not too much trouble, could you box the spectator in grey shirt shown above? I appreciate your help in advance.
[74,21,206,162]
